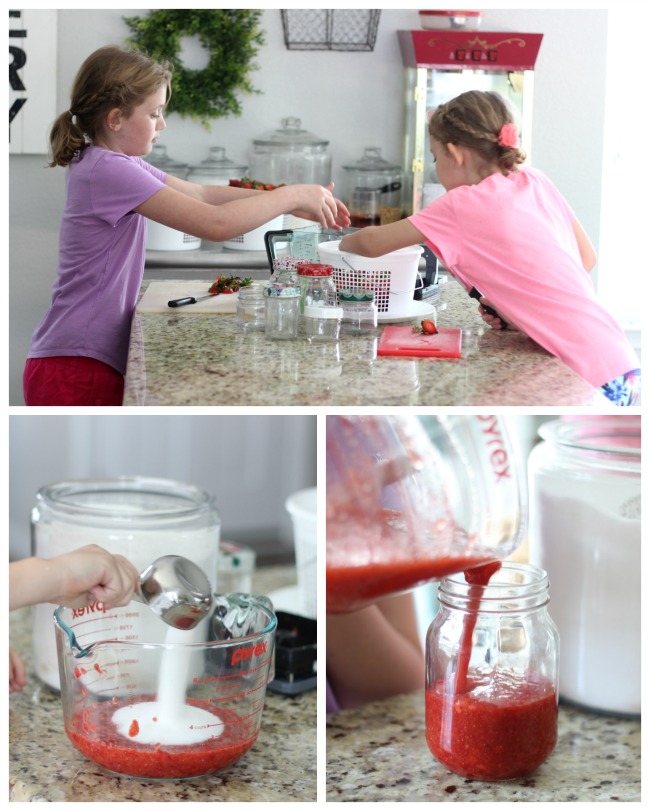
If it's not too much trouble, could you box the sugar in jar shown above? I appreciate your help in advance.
[426,562,559,781]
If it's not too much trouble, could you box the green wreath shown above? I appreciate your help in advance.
[123,9,265,127]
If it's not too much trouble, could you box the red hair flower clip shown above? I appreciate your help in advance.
[498,122,519,148]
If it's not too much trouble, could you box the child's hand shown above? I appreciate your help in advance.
[478,297,508,330]
[290,183,350,230]
[9,648,27,692]
[52,544,140,609]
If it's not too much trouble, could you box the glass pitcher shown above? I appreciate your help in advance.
[326,415,526,613]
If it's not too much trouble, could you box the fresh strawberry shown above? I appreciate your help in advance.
[421,319,438,335]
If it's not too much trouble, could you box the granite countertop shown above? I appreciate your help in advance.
[9,566,316,802]
[326,690,640,802]
[124,274,605,407]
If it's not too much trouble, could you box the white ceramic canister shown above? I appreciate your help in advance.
[527,417,641,716]
[31,477,221,690]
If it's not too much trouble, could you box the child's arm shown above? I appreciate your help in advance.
[326,593,424,710]
[137,179,349,241]
[572,218,597,272]
[9,545,139,611]
[339,219,426,257]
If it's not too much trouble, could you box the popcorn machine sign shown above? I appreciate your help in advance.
[9,8,58,154]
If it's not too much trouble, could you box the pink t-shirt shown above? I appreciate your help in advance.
[29,147,167,375]
[409,166,639,388]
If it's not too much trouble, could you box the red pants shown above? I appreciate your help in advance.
[23,357,125,406]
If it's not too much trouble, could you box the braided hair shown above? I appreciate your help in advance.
[428,90,525,173]
[49,46,172,167]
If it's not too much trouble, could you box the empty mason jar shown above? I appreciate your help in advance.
[236,285,266,332]
[264,285,301,340]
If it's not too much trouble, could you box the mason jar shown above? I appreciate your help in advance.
[31,477,220,690]
[264,285,301,340]
[528,416,641,716]
[236,285,266,332]
[426,562,559,781]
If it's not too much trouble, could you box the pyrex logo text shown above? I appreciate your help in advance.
[72,601,109,618]
[231,641,268,666]
[477,415,511,481]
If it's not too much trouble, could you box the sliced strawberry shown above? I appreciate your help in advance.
[421,319,438,335]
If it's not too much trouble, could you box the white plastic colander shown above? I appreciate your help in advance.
[317,240,423,316]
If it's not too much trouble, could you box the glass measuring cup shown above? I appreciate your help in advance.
[54,594,276,780]
[326,415,527,613]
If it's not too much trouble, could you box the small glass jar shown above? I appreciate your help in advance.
[528,416,641,716]
[236,285,266,332]
[338,289,378,334]
[303,305,342,343]
[426,562,559,781]
[297,263,337,312]
[264,285,301,340]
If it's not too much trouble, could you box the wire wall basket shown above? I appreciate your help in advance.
[281,10,381,52]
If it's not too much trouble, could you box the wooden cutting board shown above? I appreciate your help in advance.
[137,281,239,314]
[378,326,462,358]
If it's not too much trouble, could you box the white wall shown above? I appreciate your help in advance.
[9,414,316,562]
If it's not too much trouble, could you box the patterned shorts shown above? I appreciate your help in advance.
[599,369,641,406]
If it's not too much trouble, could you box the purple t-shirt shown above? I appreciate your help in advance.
[28,146,167,374]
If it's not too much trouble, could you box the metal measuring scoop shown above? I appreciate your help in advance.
[133,555,213,630]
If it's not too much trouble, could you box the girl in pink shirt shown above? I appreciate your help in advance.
[24,46,350,406]
[340,91,640,406]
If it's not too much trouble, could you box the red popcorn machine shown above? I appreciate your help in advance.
[398,29,544,215]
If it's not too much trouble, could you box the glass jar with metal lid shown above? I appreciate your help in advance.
[297,263,337,312]
[338,288,378,334]
[342,146,403,223]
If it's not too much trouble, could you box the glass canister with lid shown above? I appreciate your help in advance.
[30,476,221,690]
[338,288,378,334]
[527,415,641,716]
[187,146,247,186]
[342,146,404,225]
[248,117,332,186]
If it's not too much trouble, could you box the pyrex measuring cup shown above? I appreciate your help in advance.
[54,594,276,780]
[326,415,526,612]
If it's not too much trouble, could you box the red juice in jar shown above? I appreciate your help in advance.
[425,562,559,781]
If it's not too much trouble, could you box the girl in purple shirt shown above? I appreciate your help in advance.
[24,46,350,405]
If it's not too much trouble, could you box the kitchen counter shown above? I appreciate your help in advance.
[124,274,606,407]
[9,566,316,802]
[326,690,641,802]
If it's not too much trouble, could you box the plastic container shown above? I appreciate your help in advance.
[187,146,247,186]
[264,285,301,340]
[286,488,317,618]
[297,263,337,312]
[426,562,559,780]
[143,145,201,251]
[303,305,342,343]
[326,415,527,613]
[236,284,266,332]
[318,240,424,316]
[31,477,221,690]
[54,594,276,779]
[419,10,482,30]
[249,117,332,186]
[338,289,378,334]
[217,541,257,594]
[528,416,641,716]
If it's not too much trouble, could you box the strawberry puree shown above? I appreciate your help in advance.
[326,556,495,613]
[66,699,257,779]
[426,671,558,781]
